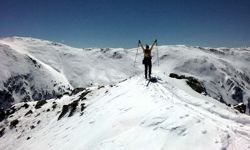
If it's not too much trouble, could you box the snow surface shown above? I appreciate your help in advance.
[1,75,250,150]
[1,37,249,110]
[0,36,250,149]
[0,37,141,87]
[0,42,71,108]
[1,37,250,110]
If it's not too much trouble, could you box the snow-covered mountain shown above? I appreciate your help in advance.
[1,36,250,149]
[0,37,140,108]
[0,42,72,109]
[2,37,249,113]
[156,45,250,113]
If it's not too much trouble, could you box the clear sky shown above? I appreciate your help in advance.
[1,0,250,48]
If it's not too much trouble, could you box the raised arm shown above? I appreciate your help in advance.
[149,40,157,51]
[138,40,145,51]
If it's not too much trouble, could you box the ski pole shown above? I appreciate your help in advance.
[134,41,139,67]
[156,40,159,67]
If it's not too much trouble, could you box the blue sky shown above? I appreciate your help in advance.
[1,0,250,48]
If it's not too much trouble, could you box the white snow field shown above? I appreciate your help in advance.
[0,36,250,150]
[1,74,250,150]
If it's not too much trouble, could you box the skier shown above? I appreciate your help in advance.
[138,40,157,80]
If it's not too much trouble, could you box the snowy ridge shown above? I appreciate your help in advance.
[0,36,250,149]
[0,75,250,150]
[0,36,250,111]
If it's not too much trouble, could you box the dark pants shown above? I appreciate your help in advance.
[144,58,152,79]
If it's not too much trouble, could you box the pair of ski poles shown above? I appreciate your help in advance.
[134,39,159,67]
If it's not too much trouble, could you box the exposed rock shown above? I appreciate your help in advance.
[233,103,246,113]
[98,85,105,89]
[22,95,31,102]
[52,103,57,110]
[5,106,16,119]
[58,100,80,120]
[56,94,63,99]
[0,109,5,122]
[186,77,207,94]
[169,73,186,79]
[232,87,244,103]
[30,125,35,129]
[79,90,91,100]
[1,73,70,109]
[10,119,19,129]
[81,103,86,112]
[35,100,47,109]
[248,98,250,114]
[0,128,5,138]
[63,92,70,96]
[71,88,85,95]
[58,105,69,120]
[24,110,33,116]
[21,103,29,109]
[68,100,79,117]
[0,90,14,109]
[37,120,41,124]
[169,73,207,94]
[112,52,122,59]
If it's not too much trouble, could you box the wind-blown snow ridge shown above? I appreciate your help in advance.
[1,76,250,150]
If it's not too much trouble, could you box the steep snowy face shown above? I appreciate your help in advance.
[0,37,141,87]
[0,37,141,108]
[0,43,72,109]
[155,45,250,113]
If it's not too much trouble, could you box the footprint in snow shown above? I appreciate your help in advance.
[141,117,167,127]
[179,114,189,119]
[89,121,95,124]
[169,126,188,136]
[201,130,207,134]
[214,139,219,144]
[196,119,201,123]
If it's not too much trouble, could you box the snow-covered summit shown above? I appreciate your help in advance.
[1,36,250,149]
[1,36,250,113]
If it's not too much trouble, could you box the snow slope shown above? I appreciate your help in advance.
[0,37,141,87]
[1,37,249,113]
[1,75,250,150]
[0,37,140,108]
[154,45,250,113]
[0,43,71,109]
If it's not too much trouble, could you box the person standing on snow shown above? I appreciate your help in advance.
[138,40,157,80]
